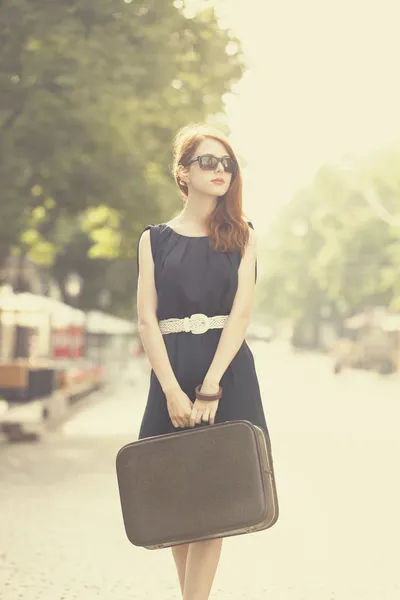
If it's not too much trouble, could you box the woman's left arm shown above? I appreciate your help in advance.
[201,226,257,391]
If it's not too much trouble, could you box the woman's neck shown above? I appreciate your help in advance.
[179,190,218,225]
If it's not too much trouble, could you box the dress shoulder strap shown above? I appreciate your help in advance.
[136,224,160,277]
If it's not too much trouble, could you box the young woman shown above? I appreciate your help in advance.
[136,124,270,600]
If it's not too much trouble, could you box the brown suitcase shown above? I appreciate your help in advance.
[115,420,279,549]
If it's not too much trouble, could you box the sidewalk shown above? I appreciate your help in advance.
[0,358,281,600]
[3,346,397,599]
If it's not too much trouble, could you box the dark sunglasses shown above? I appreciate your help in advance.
[184,154,238,174]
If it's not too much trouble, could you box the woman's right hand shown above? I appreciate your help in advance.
[165,387,193,429]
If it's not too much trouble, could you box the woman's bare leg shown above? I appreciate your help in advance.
[182,538,223,600]
[171,543,190,595]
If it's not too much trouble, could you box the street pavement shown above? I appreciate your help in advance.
[0,343,400,599]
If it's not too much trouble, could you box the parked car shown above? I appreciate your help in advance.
[333,325,396,375]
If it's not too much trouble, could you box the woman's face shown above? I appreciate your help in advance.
[182,138,234,197]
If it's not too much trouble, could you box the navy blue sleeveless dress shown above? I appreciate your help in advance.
[136,222,269,441]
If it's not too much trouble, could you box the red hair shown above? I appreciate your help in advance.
[172,124,250,255]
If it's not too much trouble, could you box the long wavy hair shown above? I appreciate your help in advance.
[172,124,250,255]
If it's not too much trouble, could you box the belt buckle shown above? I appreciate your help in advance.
[190,313,210,334]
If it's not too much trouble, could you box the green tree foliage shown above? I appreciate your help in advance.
[0,0,244,311]
[259,149,400,327]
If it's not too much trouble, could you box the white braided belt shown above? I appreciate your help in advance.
[158,313,229,335]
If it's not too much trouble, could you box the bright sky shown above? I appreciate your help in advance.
[208,0,400,231]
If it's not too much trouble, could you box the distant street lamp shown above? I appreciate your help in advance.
[64,272,83,304]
